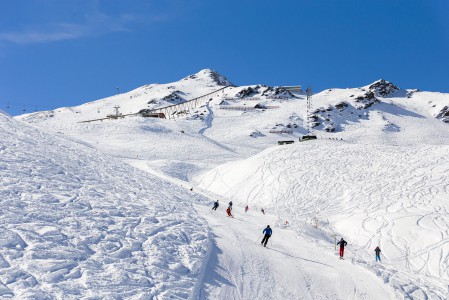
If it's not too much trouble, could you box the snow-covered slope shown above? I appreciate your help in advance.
[195,140,449,299]
[0,111,210,298]
[18,69,233,125]
[11,70,449,299]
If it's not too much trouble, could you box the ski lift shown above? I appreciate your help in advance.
[6,102,10,109]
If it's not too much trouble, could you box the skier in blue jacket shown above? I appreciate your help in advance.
[261,225,272,247]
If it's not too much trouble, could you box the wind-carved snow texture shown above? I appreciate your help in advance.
[196,141,449,299]
[0,113,209,299]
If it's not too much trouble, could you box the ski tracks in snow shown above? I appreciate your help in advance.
[196,141,449,299]
[0,117,210,299]
[195,204,395,300]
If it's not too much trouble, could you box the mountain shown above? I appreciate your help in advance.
[8,70,449,299]
[18,72,448,140]
[0,109,399,299]
[18,68,233,125]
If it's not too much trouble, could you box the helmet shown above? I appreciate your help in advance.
[267,225,270,228]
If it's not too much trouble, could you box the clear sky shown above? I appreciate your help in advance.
[1,0,448,116]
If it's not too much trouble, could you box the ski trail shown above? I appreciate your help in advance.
[199,101,214,135]
[125,157,397,299]
[195,204,396,300]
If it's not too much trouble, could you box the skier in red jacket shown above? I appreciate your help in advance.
[226,206,233,217]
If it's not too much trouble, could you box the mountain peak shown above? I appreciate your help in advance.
[183,69,234,87]
[369,79,400,96]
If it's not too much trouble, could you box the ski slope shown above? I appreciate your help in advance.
[195,204,396,300]
[9,69,449,299]
[125,158,398,299]
[0,111,210,299]
[195,140,449,299]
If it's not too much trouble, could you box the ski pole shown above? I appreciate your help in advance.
[255,234,262,243]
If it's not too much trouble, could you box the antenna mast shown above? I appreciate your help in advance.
[306,86,313,135]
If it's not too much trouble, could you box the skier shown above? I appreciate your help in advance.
[261,225,272,247]
[226,206,233,217]
[374,246,381,262]
[245,205,249,213]
[212,200,219,211]
[228,201,233,209]
[337,238,347,259]
[261,208,265,215]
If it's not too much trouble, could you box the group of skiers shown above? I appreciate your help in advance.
[337,238,381,261]
[212,200,382,261]
[212,200,235,217]
[212,200,266,218]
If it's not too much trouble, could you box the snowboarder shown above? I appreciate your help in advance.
[337,238,347,259]
[261,225,272,247]
[228,201,233,209]
[375,246,381,262]
[212,200,219,211]
[261,208,265,215]
[245,205,249,213]
[226,206,233,217]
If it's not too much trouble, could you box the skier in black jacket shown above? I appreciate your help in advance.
[212,200,219,211]
[374,246,381,262]
[337,238,347,259]
[228,201,233,210]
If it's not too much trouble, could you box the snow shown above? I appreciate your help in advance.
[195,141,449,299]
[196,204,396,299]
[0,112,210,298]
[5,70,449,298]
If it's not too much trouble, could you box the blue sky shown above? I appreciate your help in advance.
[1,0,448,115]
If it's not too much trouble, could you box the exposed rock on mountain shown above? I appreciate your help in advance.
[335,102,349,111]
[184,69,233,87]
[436,106,449,123]
[355,91,378,109]
[236,86,261,98]
[369,79,399,96]
[206,69,234,86]
[261,86,295,98]
[163,91,184,102]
